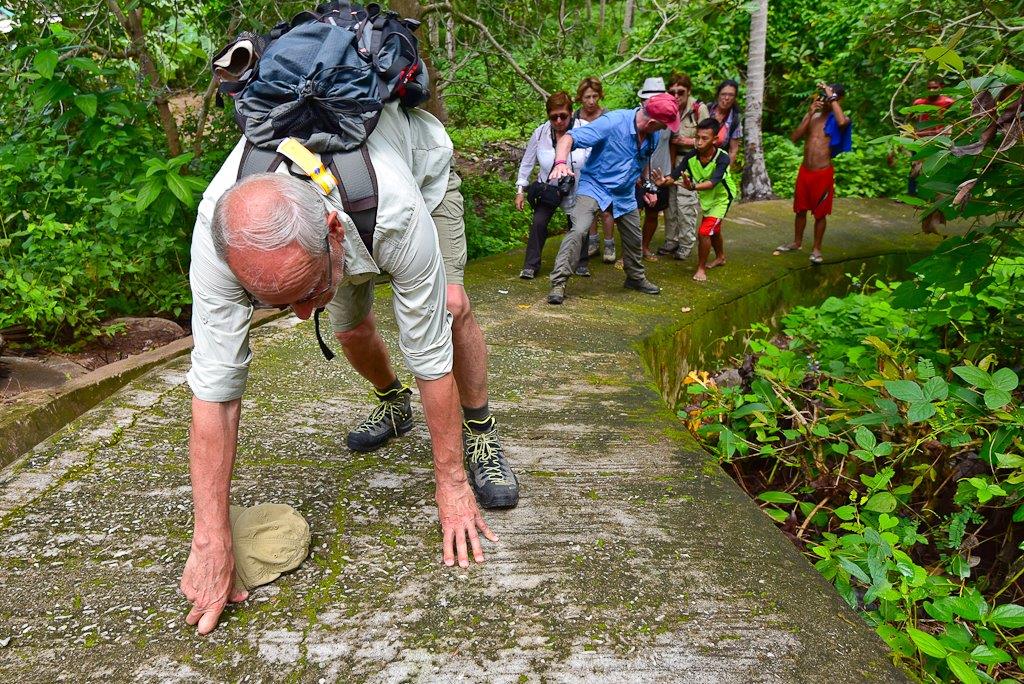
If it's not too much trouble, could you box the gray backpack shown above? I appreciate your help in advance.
[212,1,430,249]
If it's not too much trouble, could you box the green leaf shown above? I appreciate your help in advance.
[970,644,1011,665]
[74,94,97,118]
[950,592,988,621]
[164,173,194,206]
[838,557,870,584]
[758,491,797,505]
[34,50,59,79]
[924,598,954,623]
[854,426,876,451]
[984,388,1012,410]
[922,376,948,401]
[884,380,924,402]
[953,365,991,389]
[989,603,1024,629]
[865,492,897,513]
[833,505,856,521]
[907,401,936,423]
[907,627,947,658]
[990,367,1018,391]
[135,182,162,212]
[945,654,980,684]
[764,507,789,523]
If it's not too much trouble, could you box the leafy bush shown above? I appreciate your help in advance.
[684,265,1024,683]
[459,171,533,260]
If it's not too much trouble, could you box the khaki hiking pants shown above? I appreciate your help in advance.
[664,184,700,258]
[551,194,646,285]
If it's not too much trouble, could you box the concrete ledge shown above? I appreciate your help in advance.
[0,310,289,468]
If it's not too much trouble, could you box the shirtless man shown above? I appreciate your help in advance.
[776,83,850,264]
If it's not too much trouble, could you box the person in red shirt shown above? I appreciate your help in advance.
[910,78,955,232]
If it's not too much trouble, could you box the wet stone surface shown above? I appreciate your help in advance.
[0,200,925,682]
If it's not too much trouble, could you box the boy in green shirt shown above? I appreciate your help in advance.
[655,118,737,281]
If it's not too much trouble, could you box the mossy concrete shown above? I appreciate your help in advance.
[0,199,929,682]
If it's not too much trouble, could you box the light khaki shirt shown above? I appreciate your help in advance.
[187,102,455,402]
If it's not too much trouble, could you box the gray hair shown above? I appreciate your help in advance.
[211,173,329,261]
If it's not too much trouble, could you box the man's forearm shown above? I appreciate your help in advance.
[189,397,241,544]
[553,134,575,168]
[791,114,811,142]
[416,373,465,486]
[829,100,850,128]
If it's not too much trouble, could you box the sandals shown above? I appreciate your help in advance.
[774,244,800,253]
[809,253,824,265]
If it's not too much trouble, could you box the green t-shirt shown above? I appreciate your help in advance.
[671,148,737,219]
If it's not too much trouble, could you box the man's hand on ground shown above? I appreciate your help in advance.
[436,480,498,568]
[180,536,248,635]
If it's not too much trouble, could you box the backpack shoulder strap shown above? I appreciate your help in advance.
[236,140,286,181]
[326,147,378,253]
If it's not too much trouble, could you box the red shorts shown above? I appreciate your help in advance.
[793,164,835,219]
[699,216,722,237]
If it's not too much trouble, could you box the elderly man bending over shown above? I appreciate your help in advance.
[182,101,515,635]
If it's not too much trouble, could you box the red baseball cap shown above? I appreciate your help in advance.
[644,92,680,133]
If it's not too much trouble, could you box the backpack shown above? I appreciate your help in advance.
[210,1,430,249]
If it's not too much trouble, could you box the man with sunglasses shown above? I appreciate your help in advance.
[182,101,512,636]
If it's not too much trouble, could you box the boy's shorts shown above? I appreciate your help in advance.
[793,164,835,219]
[699,216,723,237]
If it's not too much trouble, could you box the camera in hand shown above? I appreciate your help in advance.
[641,178,659,194]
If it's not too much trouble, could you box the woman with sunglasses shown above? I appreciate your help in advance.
[515,91,590,280]
[708,79,743,165]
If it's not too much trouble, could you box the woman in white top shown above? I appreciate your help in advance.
[514,91,589,280]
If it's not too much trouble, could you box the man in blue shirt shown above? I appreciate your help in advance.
[547,93,680,304]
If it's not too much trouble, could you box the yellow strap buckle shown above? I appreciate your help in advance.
[275,137,338,195]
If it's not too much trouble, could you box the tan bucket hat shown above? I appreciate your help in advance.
[230,503,311,592]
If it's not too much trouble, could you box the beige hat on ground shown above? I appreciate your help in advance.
[230,503,311,592]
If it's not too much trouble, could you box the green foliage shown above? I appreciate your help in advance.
[460,172,532,260]
[684,269,1024,682]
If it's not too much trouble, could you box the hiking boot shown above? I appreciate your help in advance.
[602,242,616,264]
[673,249,691,260]
[656,241,679,256]
[587,234,599,258]
[346,386,413,452]
[575,265,591,277]
[464,422,519,509]
[624,277,661,295]
[547,284,565,305]
[519,268,536,280]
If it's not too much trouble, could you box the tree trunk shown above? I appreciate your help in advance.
[617,0,636,54]
[599,0,606,30]
[389,0,448,122]
[445,14,456,61]
[741,0,774,201]
[106,0,182,157]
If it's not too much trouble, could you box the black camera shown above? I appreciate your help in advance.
[641,178,659,194]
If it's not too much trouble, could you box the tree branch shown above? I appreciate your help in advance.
[445,5,549,100]
[601,1,679,81]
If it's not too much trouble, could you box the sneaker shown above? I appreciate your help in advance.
[519,268,536,280]
[673,249,691,260]
[587,234,599,258]
[656,241,679,256]
[624,277,661,295]
[575,265,591,277]
[602,242,616,264]
[547,284,565,305]
[346,386,413,452]
[464,422,519,509]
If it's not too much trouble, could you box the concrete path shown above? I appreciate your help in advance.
[0,199,932,682]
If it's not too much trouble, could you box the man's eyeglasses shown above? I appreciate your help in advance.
[245,232,335,310]
[669,89,688,96]
[548,112,570,122]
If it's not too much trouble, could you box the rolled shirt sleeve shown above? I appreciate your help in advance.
[186,140,255,403]
[516,125,543,189]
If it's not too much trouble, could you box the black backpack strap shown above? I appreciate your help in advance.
[326,148,378,253]
[236,140,287,181]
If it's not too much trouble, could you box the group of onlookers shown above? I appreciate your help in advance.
[514,71,981,300]
[514,73,756,301]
